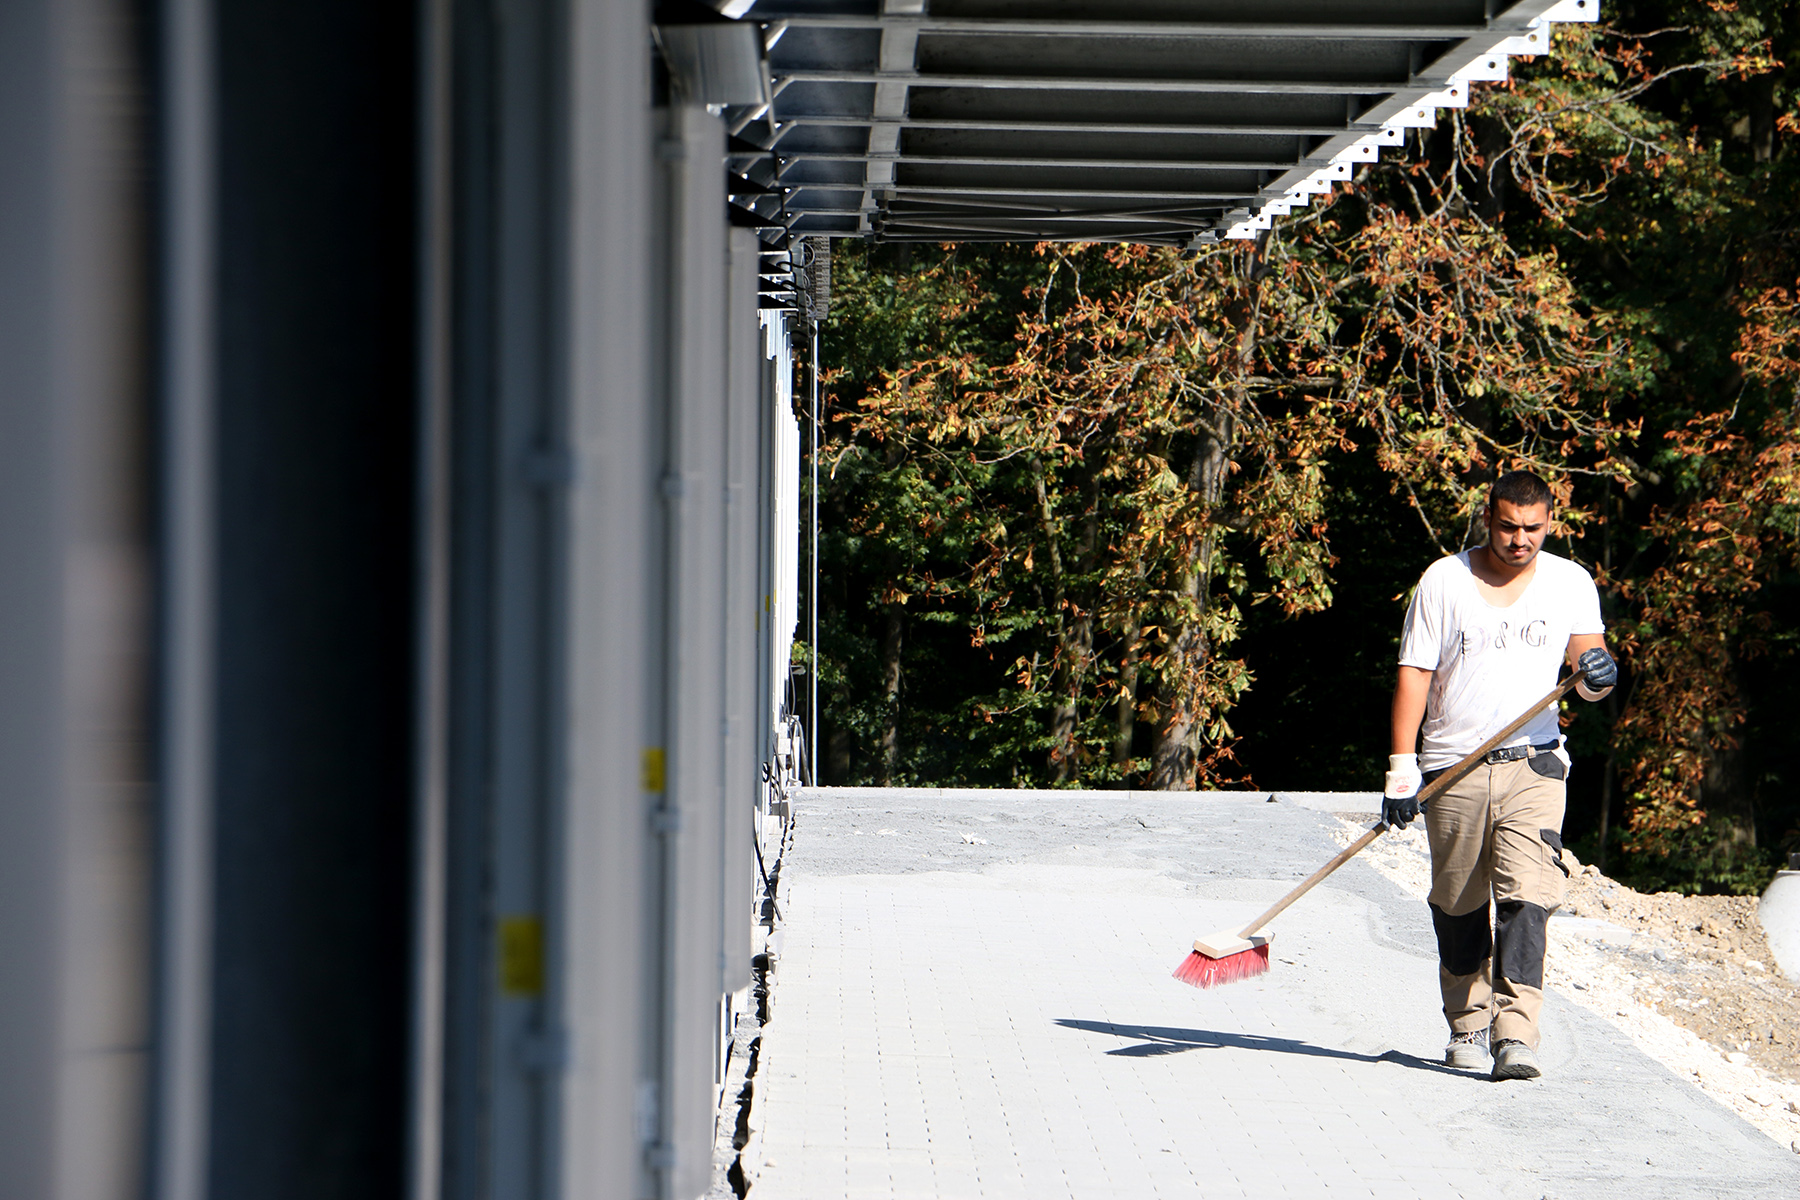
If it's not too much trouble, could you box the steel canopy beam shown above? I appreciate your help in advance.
[775,70,1409,96]
[764,117,1352,138]
[790,200,1229,221]
[790,182,1249,200]
[777,154,1296,171]
[792,205,1224,221]
[769,16,1495,40]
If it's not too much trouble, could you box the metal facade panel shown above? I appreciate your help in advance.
[154,1,220,1197]
[761,313,802,756]
[662,101,733,1200]
[435,2,585,1196]
[409,2,454,1197]
[557,1,661,1199]
[723,227,765,997]
[451,2,571,1195]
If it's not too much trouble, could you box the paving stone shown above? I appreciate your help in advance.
[745,790,1800,1199]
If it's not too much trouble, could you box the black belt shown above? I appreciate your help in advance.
[1423,740,1562,785]
[1481,740,1560,766]
[1418,741,1562,788]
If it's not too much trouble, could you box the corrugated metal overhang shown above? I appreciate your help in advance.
[711,0,1596,248]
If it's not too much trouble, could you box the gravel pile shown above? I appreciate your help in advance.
[1559,868,1800,1082]
[1330,813,1800,1152]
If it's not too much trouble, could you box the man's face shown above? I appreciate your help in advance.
[1487,499,1550,569]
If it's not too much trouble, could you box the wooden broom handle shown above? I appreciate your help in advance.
[1236,673,1582,940]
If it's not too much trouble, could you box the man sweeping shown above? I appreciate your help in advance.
[1381,470,1617,1081]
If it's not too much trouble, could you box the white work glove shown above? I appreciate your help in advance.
[1382,753,1422,828]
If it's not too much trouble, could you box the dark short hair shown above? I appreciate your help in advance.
[1489,470,1553,513]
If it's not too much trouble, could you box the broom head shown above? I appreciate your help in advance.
[1172,931,1272,990]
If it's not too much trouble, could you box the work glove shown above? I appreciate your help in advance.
[1577,646,1618,695]
[1382,753,1422,829]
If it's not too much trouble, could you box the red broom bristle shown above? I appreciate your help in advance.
[1172,943,1271,989]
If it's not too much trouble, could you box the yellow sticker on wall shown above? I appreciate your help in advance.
[641,746,666,793]
[498,915,544,997]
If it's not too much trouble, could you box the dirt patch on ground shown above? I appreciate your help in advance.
[1559,865,1800,1081]
[1331,814,1800,1151]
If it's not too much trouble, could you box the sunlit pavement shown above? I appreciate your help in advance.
[743,789,1800,1200]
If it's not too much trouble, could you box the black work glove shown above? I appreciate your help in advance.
[1578,646,1617,693]
[1383,794,1420,829]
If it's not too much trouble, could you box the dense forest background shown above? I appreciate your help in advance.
[803,0,1800,895]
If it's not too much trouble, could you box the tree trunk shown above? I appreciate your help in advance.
[1750,74,1775,164]
[1113,616,1140,775]
[877,601,903,784]
[826,723,851,784]
[1149,236,1264,789]
[1053,608,1094,783]
[1470,114,1511,222]
[1597,482,1615,873]
[1597,694,1618,875]
[1033,456,1098,783]
[877,352,909,785]
[1702,656,1756,858]
[1148,415,1232,789]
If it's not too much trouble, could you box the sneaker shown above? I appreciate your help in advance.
[1490,1038,1542,1080]
[1445,1030,1489,1070]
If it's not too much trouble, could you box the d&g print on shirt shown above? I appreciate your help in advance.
[1460,618,1549,657]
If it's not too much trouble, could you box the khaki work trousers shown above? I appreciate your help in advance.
[1424,757,1568,1047]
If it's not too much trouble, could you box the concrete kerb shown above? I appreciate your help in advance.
[1273,790,1383,812]
[797,785,1287,805]
[799,785,1383,811]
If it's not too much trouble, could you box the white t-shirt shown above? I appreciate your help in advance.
[1398,550,1604,770]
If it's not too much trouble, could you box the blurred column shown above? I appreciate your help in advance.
[0,1,157,1198]
[722,227,763,1013]
[169,0,423,1195]
[653,97,732,1200]
[556,2,661,1200]
[152,0,216,1196]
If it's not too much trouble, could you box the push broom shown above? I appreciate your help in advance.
[1173,672,1584,989]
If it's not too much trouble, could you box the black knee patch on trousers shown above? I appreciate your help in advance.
[1429,901,1492,977]
[1494,900,1549,989]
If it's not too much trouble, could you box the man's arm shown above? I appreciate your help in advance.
[1567,632,1615,701]
[1381,665,1433,828]
[1391,665,1433,755]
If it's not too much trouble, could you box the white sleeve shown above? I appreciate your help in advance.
[1397,568,1443,670]
[1569,565,1604,636]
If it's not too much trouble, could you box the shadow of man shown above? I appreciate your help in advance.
[1055,1018,1465,1076]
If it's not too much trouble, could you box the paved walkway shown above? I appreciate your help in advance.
[742,789,1800,1199]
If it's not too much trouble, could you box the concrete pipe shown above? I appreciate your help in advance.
[1760,862,1800,981]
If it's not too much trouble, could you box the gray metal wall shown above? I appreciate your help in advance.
[0,1,795,1199]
